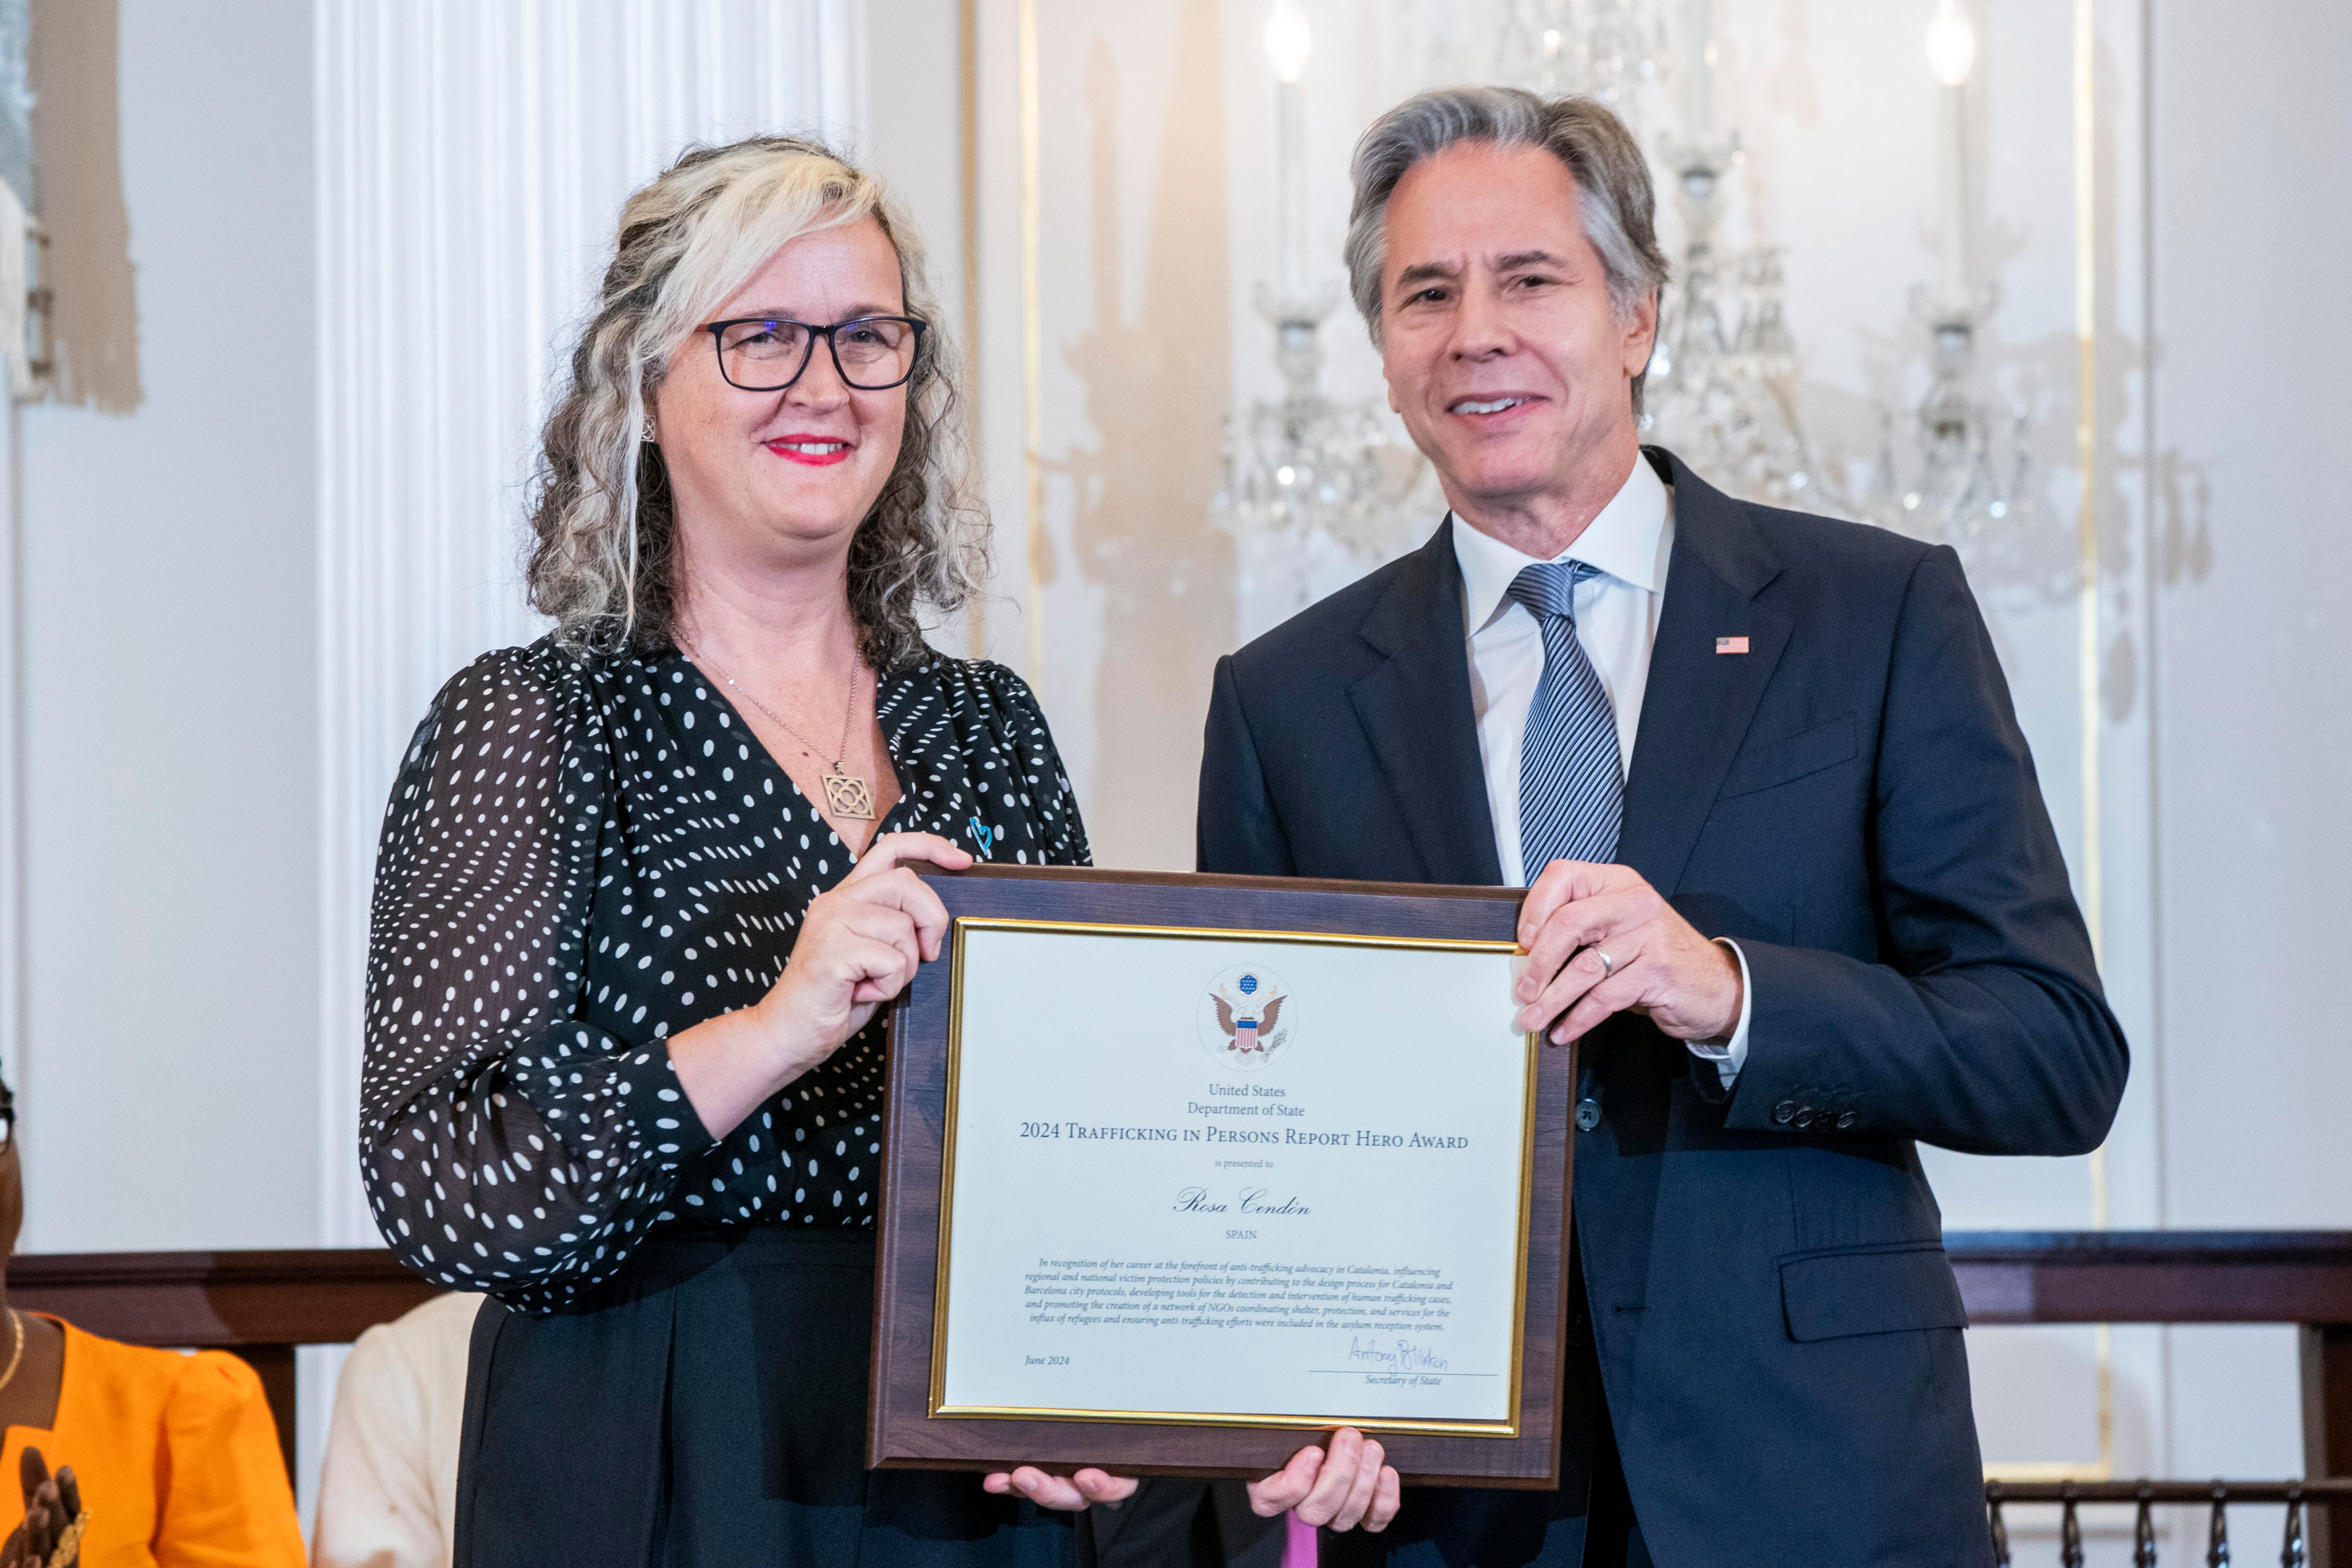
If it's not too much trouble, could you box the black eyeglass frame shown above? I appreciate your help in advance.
[702,314,930,393]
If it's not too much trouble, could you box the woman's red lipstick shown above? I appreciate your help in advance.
[765,434,855,467]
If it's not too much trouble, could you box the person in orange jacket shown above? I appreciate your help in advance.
[0,1072,304,1568]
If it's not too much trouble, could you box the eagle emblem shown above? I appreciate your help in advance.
[1213,987,1286,1055]
[1197,966,1295,1070]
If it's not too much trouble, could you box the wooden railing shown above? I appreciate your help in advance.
[7,1248,441,1478]
[1950,1232,2352,1565]
[6,1232,2352,1528]
[1981,1480,2352,1567]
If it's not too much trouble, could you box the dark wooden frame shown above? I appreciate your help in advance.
[868,865,1575,1486]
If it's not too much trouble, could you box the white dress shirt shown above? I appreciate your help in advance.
[1452,455,1753,1080]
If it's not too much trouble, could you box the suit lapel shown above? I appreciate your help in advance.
[1348,521,1506,887]
[1617,449,1791,895]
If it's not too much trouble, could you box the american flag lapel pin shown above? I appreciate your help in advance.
[1716,636,1750,655]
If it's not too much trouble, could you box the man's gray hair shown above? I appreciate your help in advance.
[1343,87,1670,411]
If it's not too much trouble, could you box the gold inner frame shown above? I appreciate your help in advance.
[927,915,1542,1437]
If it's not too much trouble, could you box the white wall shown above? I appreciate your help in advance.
[2136,0,2352,1510]
[2150,0,2352,1234]
[16,0,320,1253]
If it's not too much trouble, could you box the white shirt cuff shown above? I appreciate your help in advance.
[1684,937,1752,1089]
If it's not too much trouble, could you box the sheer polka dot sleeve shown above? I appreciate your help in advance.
[361,649,712,1308]
[979,663,1093,869]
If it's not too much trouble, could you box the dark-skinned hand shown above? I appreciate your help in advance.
[0,1447,81,1568]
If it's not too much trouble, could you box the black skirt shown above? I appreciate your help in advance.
[453,1226,1080,1568]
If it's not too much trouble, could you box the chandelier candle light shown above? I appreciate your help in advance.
[1929,0,1975,317]
[1493,0,2039,544]
[1857,0,2042,544]
[1266,0,1313,300]
[1216,0,1427,632]
[1642,0,1821,509]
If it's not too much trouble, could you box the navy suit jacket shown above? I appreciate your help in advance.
[1195,449,2126,1568]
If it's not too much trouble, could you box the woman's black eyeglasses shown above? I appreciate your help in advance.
[703,315,927,393]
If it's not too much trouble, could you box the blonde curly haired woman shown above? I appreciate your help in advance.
[361,133,1391,1568]
[358,135,1099,1565]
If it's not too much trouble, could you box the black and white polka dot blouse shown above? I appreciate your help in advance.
[359,637,1091,1314]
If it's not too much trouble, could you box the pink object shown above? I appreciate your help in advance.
[1715,635,1750,654]
[1283,1511,1318,1566]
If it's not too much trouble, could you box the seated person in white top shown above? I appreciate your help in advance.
[311,1294,484,1568]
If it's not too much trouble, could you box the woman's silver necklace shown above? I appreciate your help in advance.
[680,631,877,820]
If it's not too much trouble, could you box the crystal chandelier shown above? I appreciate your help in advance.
[1635,0,1829,509]
[1585,0,2038,549]
[1217,0,1429,630]
[1858,291,2040,544]
[1495,0,1669,111]
[1217,286,1423,560]
[1486,0,1827,509]
[1640,136,1825,510]
[1853,1,2042,548]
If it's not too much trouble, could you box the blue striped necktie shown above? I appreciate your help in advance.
[1509,561,1622,883]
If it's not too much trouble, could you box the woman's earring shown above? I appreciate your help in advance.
[641,414,657,443]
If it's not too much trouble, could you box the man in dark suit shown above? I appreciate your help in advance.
[1193,88,2127,1566]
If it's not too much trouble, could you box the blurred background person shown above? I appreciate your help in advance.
[311,1292,483,1568]
[0,1074,303,1566]
[3,1449,82,1568]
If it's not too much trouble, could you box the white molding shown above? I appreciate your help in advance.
[314,0,867,1248]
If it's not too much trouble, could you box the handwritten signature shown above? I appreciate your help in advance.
[1346,1337,1451,1373]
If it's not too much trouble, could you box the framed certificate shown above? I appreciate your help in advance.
[869,866,1576,1487]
